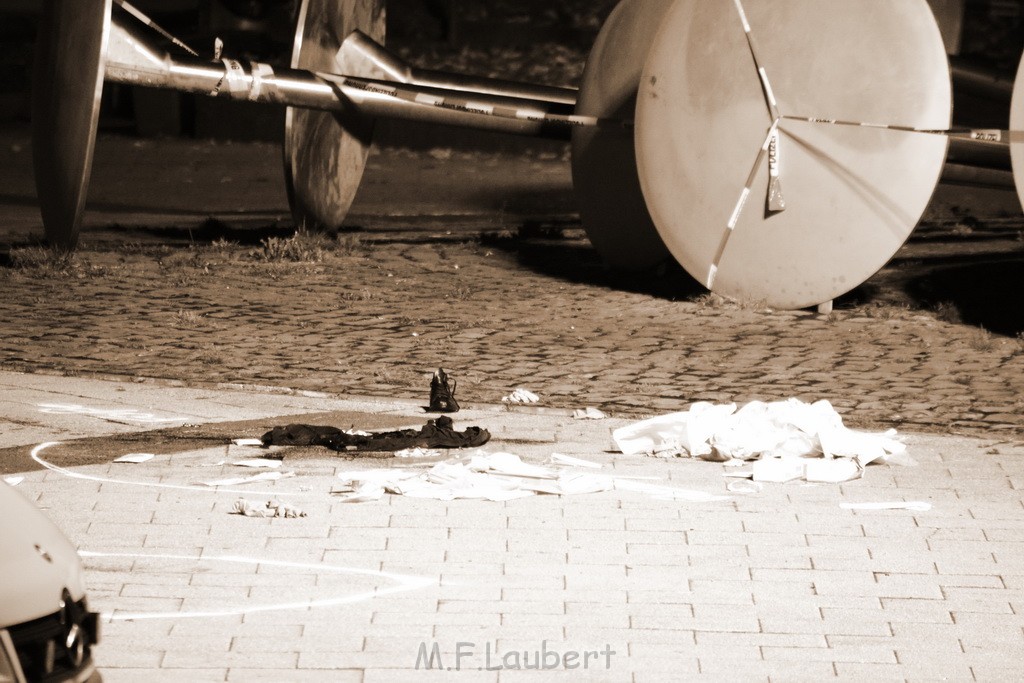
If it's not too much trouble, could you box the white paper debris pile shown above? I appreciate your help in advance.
[612,399,909,484]
[332,452,727,504]
[502,388,540,404]
[231,498,307,518]
[573,407,607,420]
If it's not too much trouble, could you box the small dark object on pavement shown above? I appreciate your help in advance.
[261,416,488,452]
[428,367,460,413]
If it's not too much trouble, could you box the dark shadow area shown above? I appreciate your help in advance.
[481,225,705,301]
[905,255,1024,336]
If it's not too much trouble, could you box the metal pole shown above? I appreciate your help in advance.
[338,30,577,106]
[103,13,584,141]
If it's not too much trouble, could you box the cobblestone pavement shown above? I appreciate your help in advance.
[0,128,1022,440]
[7,385,1024,682]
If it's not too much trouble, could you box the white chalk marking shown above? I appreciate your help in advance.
[30,443,306,497]
[79,551,434,621]
[38,403,186,424]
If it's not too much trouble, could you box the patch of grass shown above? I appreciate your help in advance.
[339,288,373,302]
[336,234,364,256]
[933,300,962,324]
[446,285,474,301]
[207,237,238,257]
[735,296,770,312]
[159,248,210,270]
[693,292,727,310]
[250,230,336,262]
[195,351,225,365]
[7,246,76,274]
[967,327,996,352]
[861,302,909,321]
[172,310,205,328]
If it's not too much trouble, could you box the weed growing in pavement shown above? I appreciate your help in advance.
[933,300,962,324]
[159,246,212,271]
[171,272,200,288]
[195,350,225,365]
[693,292,727,310]
[172,309,204,328]
[208,237,238,257]
[446,285,474,301]
[862,302,910,320]
[335,233,363,256]
[735,296,770,312]
[7,245,76,275]
[250,230,337,262]
[967,327,996,352]
[339,288,373,302]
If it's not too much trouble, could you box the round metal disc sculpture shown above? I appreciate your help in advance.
[32,0,112,250]
[635,0,952,309]
[571,0,675,271]
[1012,51,1024,210]
[284,0,385,232]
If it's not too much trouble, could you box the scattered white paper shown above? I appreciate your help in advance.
[840,501,932,512]
[612,478,729,502]
[752,458,805,483]
[232,438,264,447]
[727,479,763,494]
[336,469,420,486]
[804,458,862,483]
[331,452,722,503]
[113,453,155,464]
[333,483,387,503]
[201,471,294,487]
[502,388,540,404]
[4,476,24,486]
[232,459,282,469]
[469,452,556,479]
[573,407,607,420]
[546,453,602,469]
[393,448,444,459]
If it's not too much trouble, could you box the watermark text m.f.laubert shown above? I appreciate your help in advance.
[415,640,616,671]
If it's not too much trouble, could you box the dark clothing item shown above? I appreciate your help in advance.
[261,416,490,452]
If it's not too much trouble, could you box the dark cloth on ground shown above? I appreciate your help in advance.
[261,416,490,452]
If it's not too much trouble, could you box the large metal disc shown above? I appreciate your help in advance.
[636,0,951,309]
[32,0,112,250]
[284,0,385,232]
[571,0,675,271]
[1012,51,1024,211]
